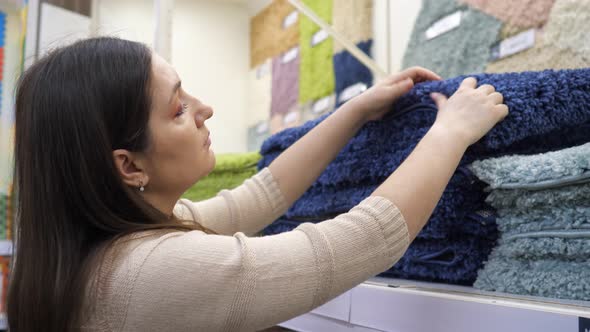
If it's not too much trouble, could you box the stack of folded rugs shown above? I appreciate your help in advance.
[183,152,261,202]
[470,143,590,301]
[259,68,590,285]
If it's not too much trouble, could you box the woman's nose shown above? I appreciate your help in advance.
[194,104,213,128]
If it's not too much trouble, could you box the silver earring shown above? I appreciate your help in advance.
[139,180,145,192]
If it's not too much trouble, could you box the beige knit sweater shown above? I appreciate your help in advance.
[81,168,409,331]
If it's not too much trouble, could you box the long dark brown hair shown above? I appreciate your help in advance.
[8,37,210,331]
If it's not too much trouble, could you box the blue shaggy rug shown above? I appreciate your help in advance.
[260,69,590,285]
[472,142,590,300]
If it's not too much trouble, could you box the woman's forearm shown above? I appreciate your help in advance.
[371,125,469,240]
[268,103,367,206]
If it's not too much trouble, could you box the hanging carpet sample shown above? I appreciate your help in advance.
[486,43,590,73]
[486,0,590,73]
[250,0,300,68]
[402,0,502,79]
[471,143,590,301]
[458,0,555,29]
[543,0,590,60]
[334,40,373,107]
[332,0,372,53]
[299,0,335,103]
[271,48,300,115]
[247,59,272,126]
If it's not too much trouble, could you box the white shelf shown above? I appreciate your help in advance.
[280,277,590,332]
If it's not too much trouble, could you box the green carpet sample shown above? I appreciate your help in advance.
[182,153,262,202]
[299,0,335,103]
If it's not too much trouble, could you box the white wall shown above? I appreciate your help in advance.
[373,0,422,75]
[172,0,249,153]
[96,0,250,153]
[91,0,423,153]
[95,0,153,46]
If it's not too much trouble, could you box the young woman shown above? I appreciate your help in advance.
[7,37,507,331]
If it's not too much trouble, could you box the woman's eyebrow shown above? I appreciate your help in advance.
[168,80,182,104]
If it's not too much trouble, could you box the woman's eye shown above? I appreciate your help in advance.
[175,103,188,117]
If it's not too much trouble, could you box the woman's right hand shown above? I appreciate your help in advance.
[430,77,508,147]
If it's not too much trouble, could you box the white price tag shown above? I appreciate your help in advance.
[498,29,536,59]
[283,11,298,29]
[282,47,299,63]
[283,111,298,124]
[339,82,368,103]
[425,11,462,40]
[256,62,271,79]
[256,121,269,134]
[312,96,332,114]
[311,29,329,47]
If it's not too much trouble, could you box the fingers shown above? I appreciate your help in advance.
[387,66,442,84]
[459,77,477,90]
[477,84,495,95]
[405,67,442,83]
[495,104,509,119]
[489,92,504,104]
[389,78,415,99]
[430,92,448,109]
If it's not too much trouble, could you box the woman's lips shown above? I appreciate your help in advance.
[204,133,211,147]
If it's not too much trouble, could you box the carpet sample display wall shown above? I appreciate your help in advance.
[487,0,590,73]
[183,153,262,202]
[459,0,555,29]
[299,0,335,103]
[250,0,299,68]
[471,143,590,301]
[247,59,272,126]
[259,68,590,284]
[271,48,300,115]
[334,40,373,107]
[542,0,590,60]
[332,0,372,53]
[402,0,502,79]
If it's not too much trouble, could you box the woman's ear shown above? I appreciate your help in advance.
[112,149,150,188]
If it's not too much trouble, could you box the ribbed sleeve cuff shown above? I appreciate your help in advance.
[354,196,410,257]
[256,167,289,218]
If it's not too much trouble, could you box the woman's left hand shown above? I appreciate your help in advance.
[345,66,442,122]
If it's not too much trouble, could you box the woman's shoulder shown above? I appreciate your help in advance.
[82,229,206,330]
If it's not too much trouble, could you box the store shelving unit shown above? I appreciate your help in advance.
[280,277,590,332]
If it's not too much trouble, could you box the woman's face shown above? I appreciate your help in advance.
[142,53,215,197]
